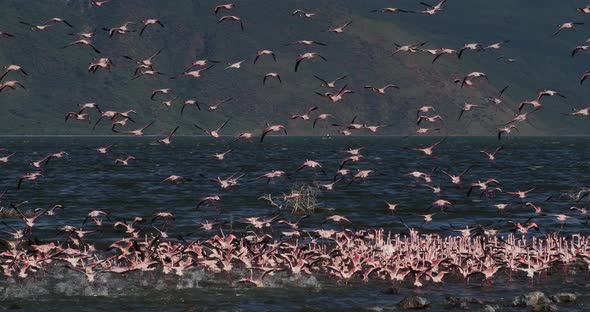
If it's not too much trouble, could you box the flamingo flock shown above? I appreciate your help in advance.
[0,0,589,294]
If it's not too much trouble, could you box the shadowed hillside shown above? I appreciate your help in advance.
[0,0,589,136]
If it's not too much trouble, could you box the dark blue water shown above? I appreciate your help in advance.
[0,136,589,311]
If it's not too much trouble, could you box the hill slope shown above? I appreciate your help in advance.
[0,0,588,136]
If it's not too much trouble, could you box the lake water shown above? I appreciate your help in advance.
[0,136,588,311]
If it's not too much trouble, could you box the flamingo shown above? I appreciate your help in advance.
[295,160,325,174]
[480,146,503,161]
[254,50,276,63]
[327,21,352,33]
[292,9,316,18]
[497,124,517,140]
[440,166,472,185]
[159,126,179,145]
[553,22,583,36]
[214,4,235,14]
[225,60,246,70]
[260,124,287,142]
[569,107,590,116]
[0,152,16,164]
[139,19,164,36]
[290,107,318,120]
[92,0,111,7]
[578,4,590,14]
[419,0,446,15]
[263,73,281,85]
[364,84,399,94]
[0,80,26,92]
[194,119,231,139]
[62,40,101,54]
[294,52,327,72]
[114,122,155,136]
[458,103,480,120]
[151,88,172,100]
[65,112,91,124]
[314,75,346,88]
[316,84,353,102]
[414,138,445,156]
[0,65,28,81]
[103,22,135,38]
[94,144,114,155]
[430,48,457,63]
[460,72,487,88]
[286,40,326,46]
[114,156,136,166]
[484,40,510,50]
[313,114,334,128]
[173,65,215,79]
[507,188,535,199]
[19,22,54,31]
[372,7,412,13]
[457,43,481,58]
[17,172,42,190]
[88,58,113,73]
[161,175,190,184]
[0,31,15,39]
[217,15,244,31]
[391,42,427,56]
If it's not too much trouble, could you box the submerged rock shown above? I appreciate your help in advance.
[480,305,496,312]
[512,291,559,311]
[399,295,430,309]
[550,293,577,303]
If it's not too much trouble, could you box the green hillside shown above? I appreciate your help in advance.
[0,0,588,136]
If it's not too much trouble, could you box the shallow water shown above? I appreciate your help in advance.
[0,136,589,311]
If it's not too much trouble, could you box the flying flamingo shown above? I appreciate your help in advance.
[391,42,427,56]
[214,4,235,14]
[414,138,445,156]
[217,16,244,31]
[316,84,353,102]
[458,43,481,58]
[294,52,327,72]
[139,19,164,36]
[458,103,480,120]
[292,9,316,18]
[254,50,276,63]
[314,75,346,88]
[225,60,246,70]
[61,39,101,54]
[173,65,215,79]
[0,152,16,163]
[480,146,503,161]
[553,22,584,36]
[0,80,26,92]
[113,122,155,136]
[326,21,352,33]
[313,114,334,128]
[371,7,412,13]
[260,124,287,142]
[263,73,281,85]
[88,58,113,73]
[0,31,15,39]
[290,107,318,120]
[507,188,535,199]
[364,84,399,94]
[0,65,28,81]
[484,40,510,50]
[194,119,231,139]
[114,156,136,166]
[286,40,326,46]
[460,72,487,88]
[159,126,179,145]
[103,22,135,38]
